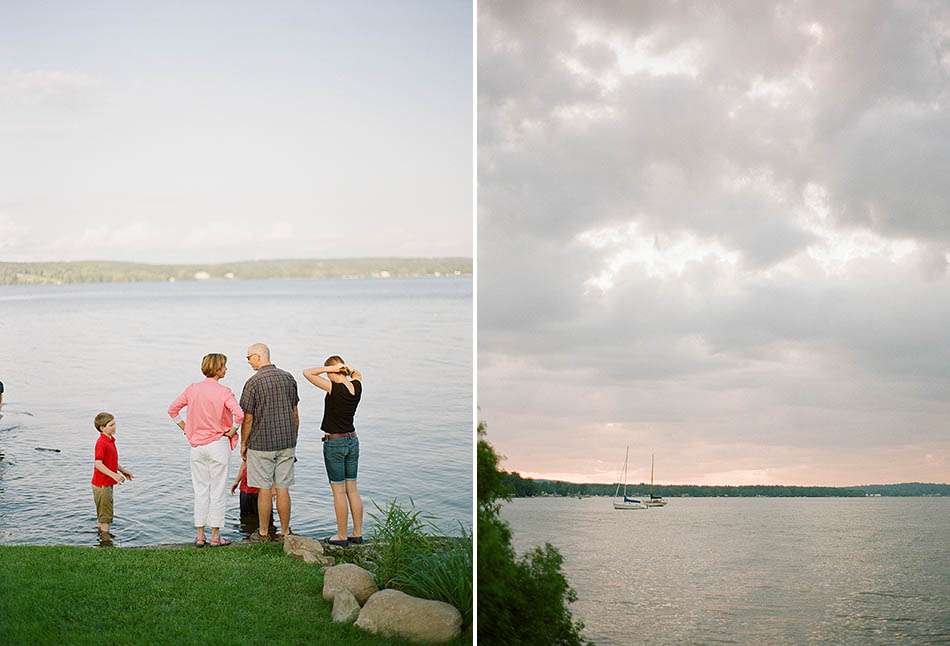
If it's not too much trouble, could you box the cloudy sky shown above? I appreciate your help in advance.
[478,0,950,486]
[0,1,471,263]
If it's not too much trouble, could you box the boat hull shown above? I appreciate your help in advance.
[613,501,647,510]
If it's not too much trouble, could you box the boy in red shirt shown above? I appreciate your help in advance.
[91,412,134,541]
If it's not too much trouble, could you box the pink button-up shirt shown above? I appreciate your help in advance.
[168,378,244,450]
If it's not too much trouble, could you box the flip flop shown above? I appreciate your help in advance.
[210,537,231,547]
[347,536,364,544]
[195,538,206,547]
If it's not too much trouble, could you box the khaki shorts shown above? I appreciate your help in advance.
[246,447,295,489]
[92,485,114,524]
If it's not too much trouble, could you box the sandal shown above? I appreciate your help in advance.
[194,538,206,547]
[210,537,231,547]
[347,536,364,544]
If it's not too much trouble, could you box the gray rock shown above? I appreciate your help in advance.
[354,589,462,643]
[322,563,379,606]
[283,534,334,566]
[331,589,361,624]
[302,551,335,566]
[283,534,325,558]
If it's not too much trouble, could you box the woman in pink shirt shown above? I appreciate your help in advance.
[168,353,244,546]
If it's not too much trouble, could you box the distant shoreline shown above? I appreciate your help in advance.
[0,258,472,286]
[503,474,950,498]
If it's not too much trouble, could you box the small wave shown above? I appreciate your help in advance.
[857,591,922,600]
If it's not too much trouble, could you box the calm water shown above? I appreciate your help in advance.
[502,497,950,645]
[0,278,471,546]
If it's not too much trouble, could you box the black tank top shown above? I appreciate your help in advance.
[321,380,362,434]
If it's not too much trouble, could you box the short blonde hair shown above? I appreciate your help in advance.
[201,353,227,378]
[94,412,114,431]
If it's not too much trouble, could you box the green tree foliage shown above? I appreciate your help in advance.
[477,422,587,645]
[502,474,950,498]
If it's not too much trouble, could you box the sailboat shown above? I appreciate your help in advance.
[644,453,667,507]
[613,446,646,510]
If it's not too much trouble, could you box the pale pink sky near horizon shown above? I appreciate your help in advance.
[478,0,950,486]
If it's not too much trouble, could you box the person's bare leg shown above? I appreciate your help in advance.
[257,487,272,536]
[196,525,206,542]
[330,483,348,540]
[275,487,291,535]
[344,480,363,537]
[210,527,219,542]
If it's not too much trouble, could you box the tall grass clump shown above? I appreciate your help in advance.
[394,525,473,626]
[366,499,435,589]
[333,500,473,627]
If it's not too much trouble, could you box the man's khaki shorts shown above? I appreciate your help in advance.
[92,485,114,524]
[247,447,295,489]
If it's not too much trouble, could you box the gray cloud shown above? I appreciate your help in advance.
[479,0,950,484]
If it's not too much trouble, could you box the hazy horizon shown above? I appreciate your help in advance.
[503,472,948,489]
[1,255,472,264]
[479,0,950,486]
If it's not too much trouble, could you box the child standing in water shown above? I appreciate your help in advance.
[303,356,363,546]
[91,412,133,542]
[230,460,275,533]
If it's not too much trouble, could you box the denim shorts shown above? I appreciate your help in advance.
[323,436,359,484]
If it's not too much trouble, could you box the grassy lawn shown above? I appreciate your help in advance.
[0,544,467,646]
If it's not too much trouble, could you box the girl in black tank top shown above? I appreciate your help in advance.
[302,356,364,546]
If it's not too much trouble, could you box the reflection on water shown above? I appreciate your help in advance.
[503,497,950,645]
[0,278,472,546]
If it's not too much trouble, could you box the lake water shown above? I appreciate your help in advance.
[0,277,472,546]
[502,497,950,645]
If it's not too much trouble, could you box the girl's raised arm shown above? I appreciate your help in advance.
[302,366,336,392]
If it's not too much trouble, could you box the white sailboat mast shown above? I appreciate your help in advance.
[623,445,629,498]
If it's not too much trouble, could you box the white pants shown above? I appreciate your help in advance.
[190,437,230,528]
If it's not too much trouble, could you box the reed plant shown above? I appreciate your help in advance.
[334,500,473,628]
[393,525,473,626]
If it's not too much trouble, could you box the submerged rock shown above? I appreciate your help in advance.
[355,589,462,643]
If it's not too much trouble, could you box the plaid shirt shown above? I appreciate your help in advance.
[240,365,300,451]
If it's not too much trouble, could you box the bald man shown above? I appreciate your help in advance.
[240,343,300,542]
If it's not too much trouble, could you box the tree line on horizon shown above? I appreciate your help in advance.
[0,258,473,285]
[502,472,950,498]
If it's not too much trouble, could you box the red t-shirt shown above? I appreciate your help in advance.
[91,433,119,487]
[239,463,259,494]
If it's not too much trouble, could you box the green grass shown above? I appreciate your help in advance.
[0,544,467,646]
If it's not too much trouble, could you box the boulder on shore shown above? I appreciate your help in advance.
[354,589,462,643]
[284,534,335,566]
[331,589,361,624]
[302,551,335,566]
[322,563,379,606]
